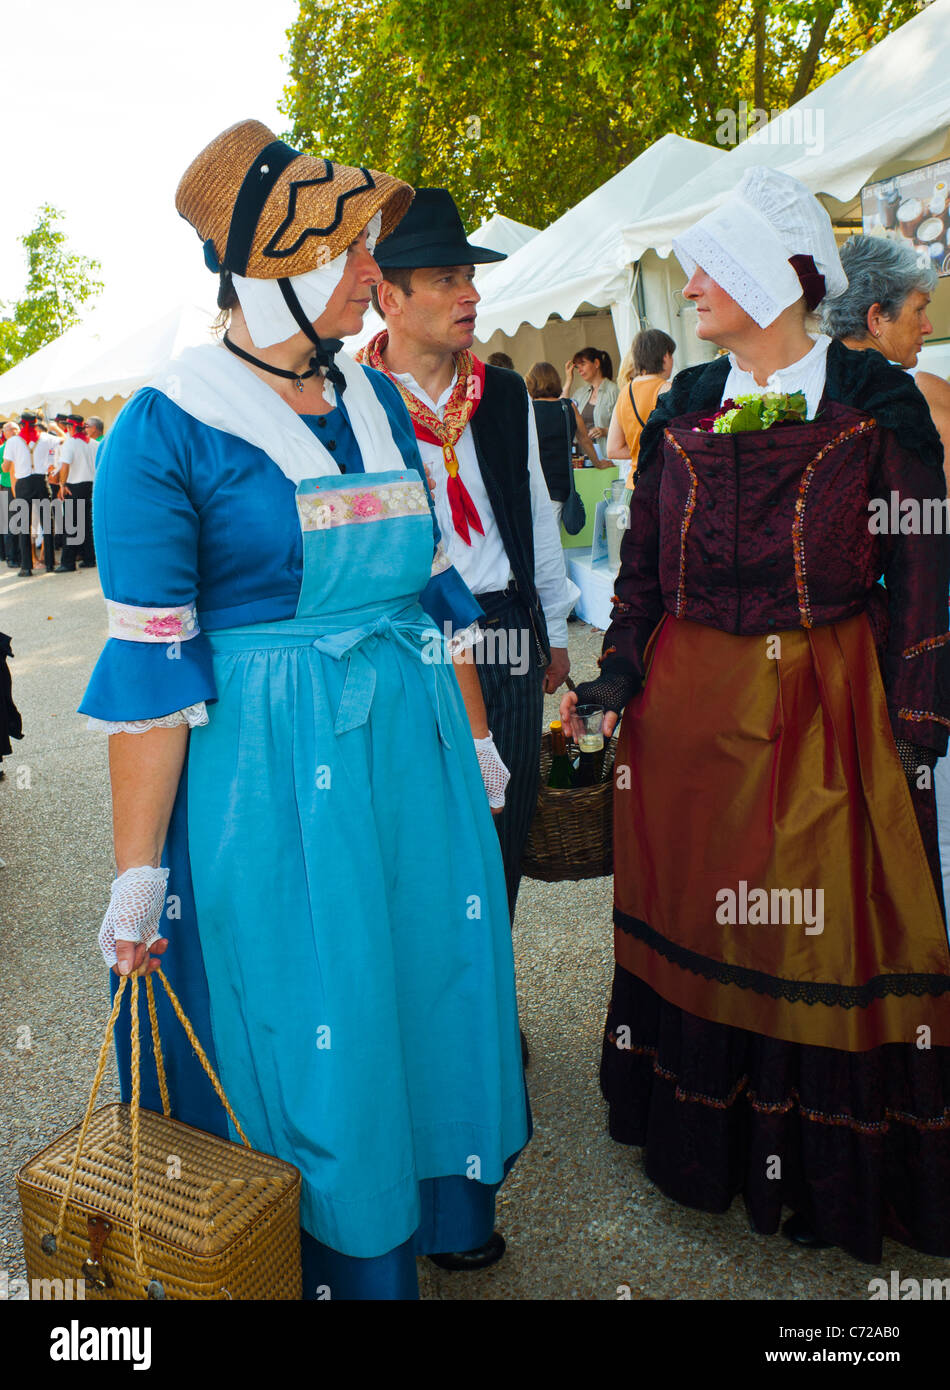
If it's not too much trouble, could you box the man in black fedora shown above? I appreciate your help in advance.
[361,198,577,948]
[359,186,578,1273]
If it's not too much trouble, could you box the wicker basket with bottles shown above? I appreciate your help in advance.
[521,722,618,882]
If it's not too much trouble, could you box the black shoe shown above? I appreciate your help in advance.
[17,568,32,577]
[6,560,17,568]
[428,1231,506,1271]
[782,1213,832,1249]
[54,564,76,573]
[78,559,96,569]
[520,1028,530,1068]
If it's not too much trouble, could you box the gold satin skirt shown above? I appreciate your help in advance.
[613,612,950,1051]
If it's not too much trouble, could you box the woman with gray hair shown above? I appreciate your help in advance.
[820,235,950,478]
[823,238,950,921]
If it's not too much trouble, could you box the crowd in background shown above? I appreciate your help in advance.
[0,410,102,575]
[0,409,104,797]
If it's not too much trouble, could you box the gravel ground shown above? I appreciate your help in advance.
[2,562,947,1301]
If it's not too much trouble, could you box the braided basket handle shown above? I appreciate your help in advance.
[51,967,251,1292]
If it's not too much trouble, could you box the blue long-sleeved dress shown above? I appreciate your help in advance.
[80,363,529,1299]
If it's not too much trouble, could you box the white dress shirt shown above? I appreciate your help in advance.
[59,435,96,484]
[4,435,37,480]
[392,369,579,648]
[34,433,61,478]
[723,333,831,418]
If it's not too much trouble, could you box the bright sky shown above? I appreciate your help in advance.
[0,0,299,329]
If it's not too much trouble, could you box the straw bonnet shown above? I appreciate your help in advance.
[176,120,413,279]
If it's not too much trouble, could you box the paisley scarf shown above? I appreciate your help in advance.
[358,329,486,544]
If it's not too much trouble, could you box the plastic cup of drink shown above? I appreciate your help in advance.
[572,703,605,752]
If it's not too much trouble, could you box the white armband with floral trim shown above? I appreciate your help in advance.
[106,600,199,643]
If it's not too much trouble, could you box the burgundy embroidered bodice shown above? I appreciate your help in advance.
[604,399,950,752]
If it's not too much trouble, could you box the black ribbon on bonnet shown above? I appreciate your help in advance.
[277,279,346,397]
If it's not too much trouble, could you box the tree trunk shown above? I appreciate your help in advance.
[789,2,837,106]
[753,2,766,110]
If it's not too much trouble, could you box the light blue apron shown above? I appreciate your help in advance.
[185,470,529,1259]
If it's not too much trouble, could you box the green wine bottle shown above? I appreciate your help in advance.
[548,720,574,788]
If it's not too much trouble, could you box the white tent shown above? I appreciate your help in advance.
[473,133,727,353]
[0,315,111,416]
[0,212,541,411]
[618,0,950,368]
[0,301,217,420]
[621,0,950,264]
[470,213,539,262]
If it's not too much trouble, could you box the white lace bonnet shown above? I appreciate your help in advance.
[673,167,848,328]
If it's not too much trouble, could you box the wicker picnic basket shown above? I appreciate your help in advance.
[520,727,618,882]
[17,969,301,1300]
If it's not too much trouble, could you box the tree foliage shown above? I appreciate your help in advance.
[0,205,103,375]
[281,0,919,228]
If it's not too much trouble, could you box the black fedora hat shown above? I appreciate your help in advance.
[373,188,506,269]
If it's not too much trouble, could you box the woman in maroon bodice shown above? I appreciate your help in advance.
[563,168,950,1264]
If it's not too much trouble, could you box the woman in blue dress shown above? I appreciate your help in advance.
[80,120,529,1300]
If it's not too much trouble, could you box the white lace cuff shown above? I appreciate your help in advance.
[447,623,483,657]
[86,702,209,735]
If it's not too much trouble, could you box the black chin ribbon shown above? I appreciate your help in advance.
[277,277,346,395]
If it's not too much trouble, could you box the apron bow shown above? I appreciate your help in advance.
[312,614,450,745]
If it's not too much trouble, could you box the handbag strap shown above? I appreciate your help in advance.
[52,968,251,1291]
[562,399,578,496]
[628,381,646,429]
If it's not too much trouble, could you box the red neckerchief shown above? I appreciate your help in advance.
[67,422,88,441]
[358,329,486,545]
[19,421,39,445]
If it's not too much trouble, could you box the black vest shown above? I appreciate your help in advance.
[469,365,551,661]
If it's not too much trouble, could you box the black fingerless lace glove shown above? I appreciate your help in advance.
[572,671,639,717]
[895,738,938,786]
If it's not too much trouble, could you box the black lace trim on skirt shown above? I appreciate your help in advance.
[615,908,950,1008]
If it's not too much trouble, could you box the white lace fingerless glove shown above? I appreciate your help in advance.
[98,865,169,969]
[475,732,511,810]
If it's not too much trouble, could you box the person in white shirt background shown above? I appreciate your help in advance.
[33,416,67,564]
[55,413,96,571]
[1,420,19,567]
[4,411,56,576]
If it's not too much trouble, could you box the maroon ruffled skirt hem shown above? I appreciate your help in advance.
[601,964,950,1264]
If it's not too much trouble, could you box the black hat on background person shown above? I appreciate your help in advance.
[373,188,506,269]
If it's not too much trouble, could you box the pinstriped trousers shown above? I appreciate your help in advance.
[474,593,546,922]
